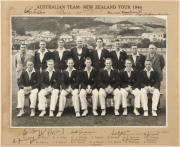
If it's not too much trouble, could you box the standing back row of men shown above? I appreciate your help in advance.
[14,37,165,118]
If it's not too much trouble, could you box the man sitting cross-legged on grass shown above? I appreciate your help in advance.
[140,59,160,117]
[79,57,99,116]
[120,59,141,116]
[38,59,61,117]
[98,58,121,116]
[16,60,40,117]
[56,58,81,118]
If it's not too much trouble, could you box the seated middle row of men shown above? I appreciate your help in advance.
[17,57,160,118]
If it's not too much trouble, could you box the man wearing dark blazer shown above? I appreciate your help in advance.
[57,58,81,118]
[120,59,141,116]
[34,40,53,72]
[140,59,160,117]
[91,38,110,70]
[17,60,40,117]
[38,59,60,117]
[110,39,128,72]
[128,44,145,72]
[71,37,90,70]
[146,43,165,88]
[79,57,99,116]
[98,58,121,116]
[52,39,71,71]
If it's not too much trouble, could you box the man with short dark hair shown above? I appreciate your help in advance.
[17,60,40,117]
[91,37,110,70]
[52,39,71,71]
[98,58,121,116]
[110,39,127,72]
[128,44,145,72]
[120,59,141,116]
[79,57,99,116]
[14,44,34,81]
[57,58,81,117]
[38,59,60,117]
[140,59,160,117]
[34,40,52,72]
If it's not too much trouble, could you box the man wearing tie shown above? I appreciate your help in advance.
[146,43,165,89]
[71,37,90,70]
[91,38,110,70]
[38,59,60,117]
[79,57,99,116]
[110,39,127,72]
[34,40,52,72]
[52,39,71,72]
[57,58,80,118]
[98,58,121,116]
[120,59,141,116]
[128,44,145,72]
[14,44,34,81]
[140,59,160,117]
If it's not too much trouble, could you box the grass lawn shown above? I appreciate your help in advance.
[11,52,166,127]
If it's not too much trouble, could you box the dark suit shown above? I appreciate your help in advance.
[140,69,160,89]
[61,69,80,90]
[52,49,71,71]
[71,47,90,70]
[119,69,140,89]
[34,49,53,71]
[80,68,98,90]
[91,49,110,70]
[98,68,119,89]
[18,70,40,89]
[128,54,145,71]
[110,50,127,71]
[40,69,61,89]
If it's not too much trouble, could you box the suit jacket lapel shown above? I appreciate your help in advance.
[151,52,159,65]
[45,71,49,81]
[114,51,119,61]
[136,55,140,64]
[42,52,47,63]
[100,49,105,60]
[129,55,135,65]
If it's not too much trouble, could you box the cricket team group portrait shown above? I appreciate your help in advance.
[11,16,166,127]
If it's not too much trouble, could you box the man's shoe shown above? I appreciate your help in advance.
[152,110,157,117]
[133,109,140,116]
[56,112,62,117]
[49,111,54,117]
[82,110,88,117]
[122,108,127,116]
[101,110,106,116]
[39,111,46,117]
[143,111,149,117]
[114,110,120,116]
[76,112,80,118]
[17,110,24,117]
[30,109,35,117]
[92,110,98,116]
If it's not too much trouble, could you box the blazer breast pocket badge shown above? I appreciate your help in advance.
[53,79,56,82]
[151,79,154,82]
[73,78,75,81]
[113,78,115,81]
[103,57,105,60]
[121,59,124,62]
[34,80,36,83]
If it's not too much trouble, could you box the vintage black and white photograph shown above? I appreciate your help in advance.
[11,16,166,127]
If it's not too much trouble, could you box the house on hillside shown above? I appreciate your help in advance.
[60,34,73,42]
[13,36,29,44]
[117,36,142,44]
[142,32,165,42]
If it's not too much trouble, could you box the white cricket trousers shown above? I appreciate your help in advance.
[79,89,99,110]
[38,89,59,111]
[59,89,80,112]
[99,88,121,110]
[121,88,141,108]
[17,88,38,109]
[140,88,160,111]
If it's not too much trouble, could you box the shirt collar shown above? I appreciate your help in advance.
[104,67,114,71]
[26,68,35,74]
[46,68,55,72]
[95,47,103,50]
[84,66,93,72]
[144,67,154,72]
[124,68,134,72]
[56,48,66,52]
[65,67,76,72]
[38,48,48,54]
[132,52,140,56]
